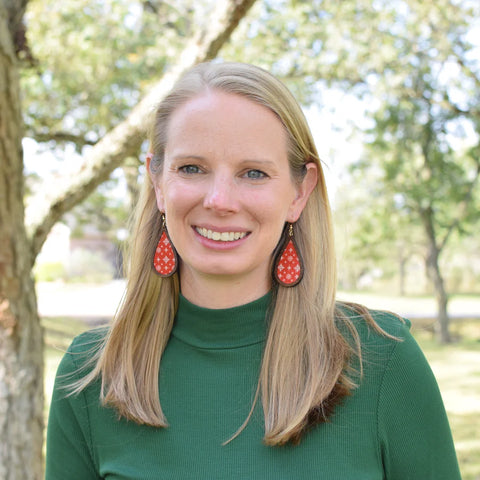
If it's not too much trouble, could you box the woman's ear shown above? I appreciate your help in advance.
[146,153,165,212]
[287,162,318,222]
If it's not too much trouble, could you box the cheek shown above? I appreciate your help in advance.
[163,184,199,217]
[247,188,295,220]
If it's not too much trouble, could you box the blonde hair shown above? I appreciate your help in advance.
[74,62,381,445]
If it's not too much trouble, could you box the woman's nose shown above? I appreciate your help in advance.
[203,175,239,214]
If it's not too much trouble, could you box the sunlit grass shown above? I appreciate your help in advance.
[42,316,92,416]
[42,315,480,479]
[413,320,480,480]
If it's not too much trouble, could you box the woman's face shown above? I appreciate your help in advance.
[150,90,316,291]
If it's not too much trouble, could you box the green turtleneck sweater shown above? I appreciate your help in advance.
[46,294,461,479]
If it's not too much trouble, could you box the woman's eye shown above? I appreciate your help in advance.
[179,165,201,174]
[244,169,267,180]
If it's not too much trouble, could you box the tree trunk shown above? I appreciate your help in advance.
[1,2,44,479]
[420,207,451,343]
[425,245,451,343]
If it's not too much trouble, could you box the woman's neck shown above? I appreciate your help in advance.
[179,267,271,309]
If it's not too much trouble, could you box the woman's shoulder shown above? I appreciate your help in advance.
[67,326,109,354]
[335,303,431,390]
[367,308,411,338]
[58,326,109,375]
[336,301,412,346]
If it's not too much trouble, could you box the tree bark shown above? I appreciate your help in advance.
[1,1,44,479]
[27,0,257,260]
[420,207,451,343]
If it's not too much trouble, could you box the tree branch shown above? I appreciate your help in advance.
[455,42,480,91]
[27,0,257,262]
[28,130,97,148]
[5,0,28,37]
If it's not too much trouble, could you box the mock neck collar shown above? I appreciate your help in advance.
[171,293,272,349]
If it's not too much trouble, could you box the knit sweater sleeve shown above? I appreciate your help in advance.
[376,321,461,480]
[45,331,104,480]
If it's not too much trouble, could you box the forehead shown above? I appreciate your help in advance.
[171,89,279,122]
[165,91,288,155]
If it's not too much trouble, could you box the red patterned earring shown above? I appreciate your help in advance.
[153,213,178,277]
[273,223,303,287]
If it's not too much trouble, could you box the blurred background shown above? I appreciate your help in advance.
[1,0,479,478]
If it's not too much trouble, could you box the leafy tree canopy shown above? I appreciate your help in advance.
[22,0,215,152]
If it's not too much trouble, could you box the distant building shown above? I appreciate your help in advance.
[36,223,123,280]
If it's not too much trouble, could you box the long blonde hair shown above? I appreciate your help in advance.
[74,62,375,446]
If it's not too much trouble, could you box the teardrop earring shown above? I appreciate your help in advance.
[273,223,303,287]
[153,213,178,277]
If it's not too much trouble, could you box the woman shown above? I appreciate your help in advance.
[46,62,461,479]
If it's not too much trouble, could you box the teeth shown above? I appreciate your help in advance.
[196,227,247,242]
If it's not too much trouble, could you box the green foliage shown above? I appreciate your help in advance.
[21,0,210,151]
[324,0,480,300]
[67,175,130,238]
[226,0,440,100]
[34,262,66,282]
[359,2,480,240]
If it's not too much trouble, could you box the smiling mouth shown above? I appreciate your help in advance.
[195,227,249,242]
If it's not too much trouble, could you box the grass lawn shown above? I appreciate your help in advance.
[43,315,480,479]
[413,320,480,480]
[42,316,93,422]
